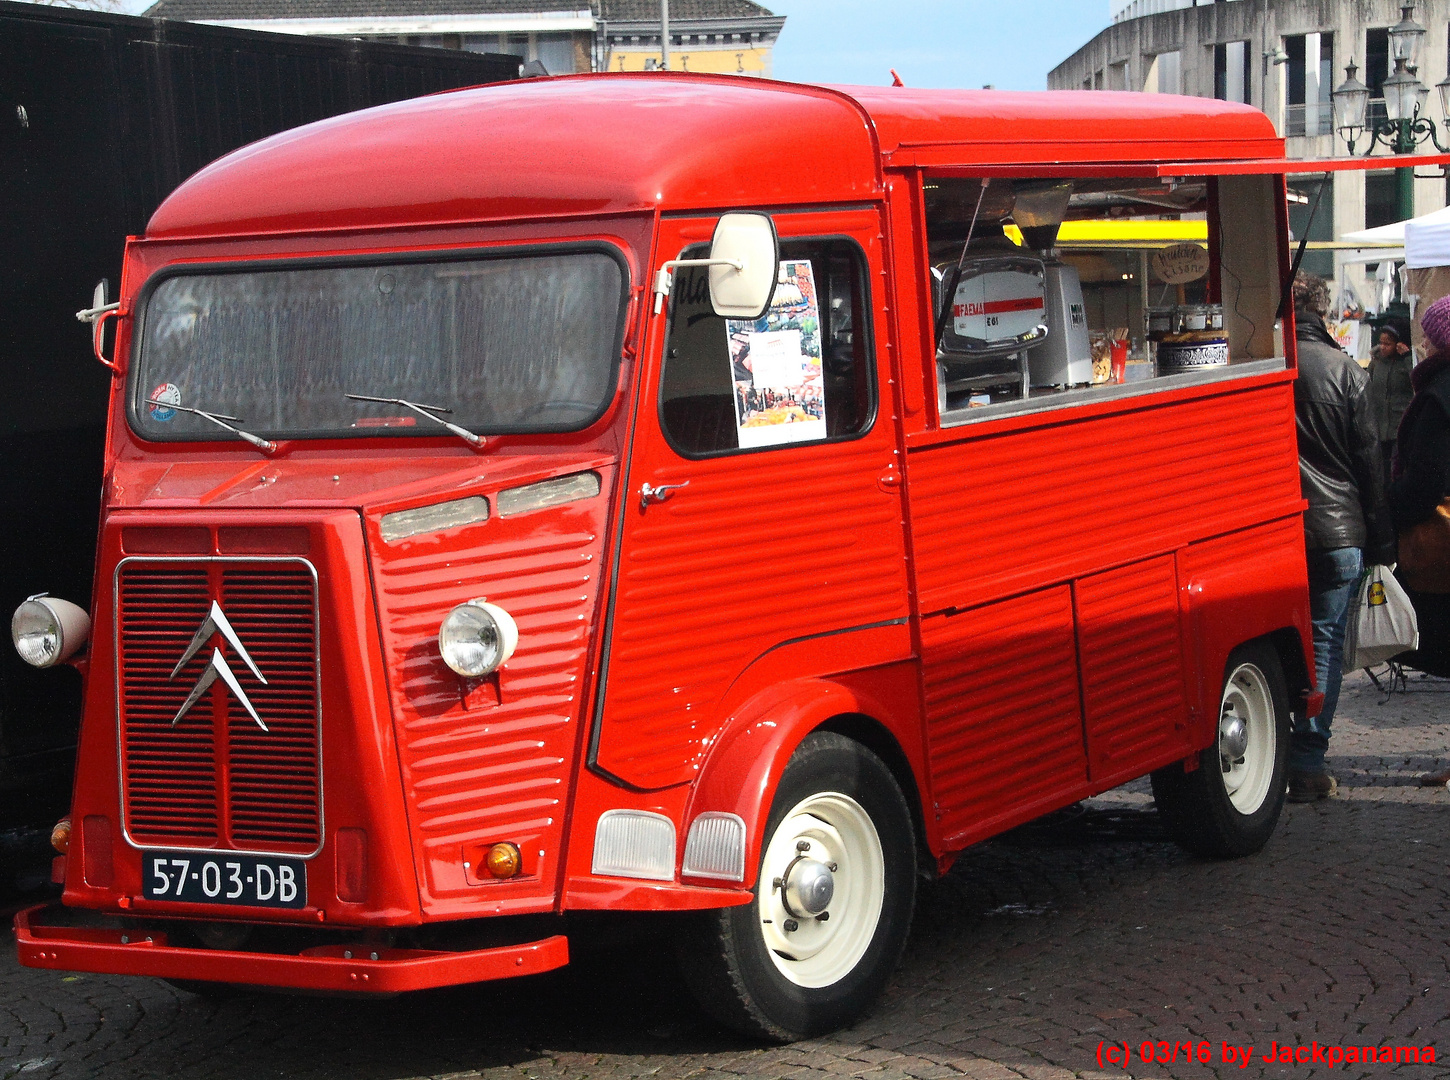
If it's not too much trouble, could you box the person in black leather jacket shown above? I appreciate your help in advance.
[1290,274,1395,802]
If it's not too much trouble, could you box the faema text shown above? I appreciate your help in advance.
[1097,1040,1437,1069]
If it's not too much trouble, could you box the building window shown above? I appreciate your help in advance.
[1365,170,1400,230]
[1284,32,1333,136]
[1366,26,1390,127]
[1213,41,1250,104]
[535,34,575,74]
[1144,51,1180,94]
[1288,178,1335,278]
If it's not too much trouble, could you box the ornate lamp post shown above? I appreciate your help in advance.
[1332,4,1447,220]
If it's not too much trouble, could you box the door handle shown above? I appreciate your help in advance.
[640,480,689,510]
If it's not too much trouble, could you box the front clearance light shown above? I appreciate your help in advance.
[12,595,90,668]
[437,599,518,677]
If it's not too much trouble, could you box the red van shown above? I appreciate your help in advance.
[14,74,1367,1040]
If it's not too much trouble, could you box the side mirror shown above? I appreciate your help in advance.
[708,213,778,320]
[90,279,109,357]
[76,279,122,372]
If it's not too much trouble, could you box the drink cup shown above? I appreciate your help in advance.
[1110,339,1129,383]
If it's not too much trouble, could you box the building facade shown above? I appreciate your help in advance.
[1051,0,1450,283]
[142,0,784,78]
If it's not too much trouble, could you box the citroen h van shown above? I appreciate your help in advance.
[15,74,1384,1040]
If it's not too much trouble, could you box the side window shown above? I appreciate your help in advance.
[660,238,873,456]
[925,174,1283,426]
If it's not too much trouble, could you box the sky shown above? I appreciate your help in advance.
[71,0,1116,91]
[765,1,1112,91]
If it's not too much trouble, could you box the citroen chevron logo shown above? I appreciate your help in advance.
[169,601,269,732]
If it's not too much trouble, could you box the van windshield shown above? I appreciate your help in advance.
[129,249,627,442]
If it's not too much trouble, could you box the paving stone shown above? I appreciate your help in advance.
[3,671,1450,1079]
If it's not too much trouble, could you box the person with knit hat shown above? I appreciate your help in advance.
[1291,273,1395,802]
[1388,292,1450,784]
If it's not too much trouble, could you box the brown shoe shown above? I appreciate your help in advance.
[1288,771,1338,803]
[1418,768,1450,787]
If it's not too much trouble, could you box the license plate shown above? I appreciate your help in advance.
[143,850,307,909]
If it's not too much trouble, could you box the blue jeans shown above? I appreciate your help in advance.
[1291,546,1364,774]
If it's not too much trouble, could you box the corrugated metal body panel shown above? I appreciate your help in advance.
[922,586,1086,847]
[907,381,1299,615]
[368,472,612,913]
[595,438,908,789]
[1074,555,1190,783]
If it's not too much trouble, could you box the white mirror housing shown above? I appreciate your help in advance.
[708,212,778,319]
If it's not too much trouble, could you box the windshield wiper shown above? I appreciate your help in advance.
[346,393,484,447]
[145,399,276,453]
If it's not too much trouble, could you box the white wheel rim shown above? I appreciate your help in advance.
[756,792,884,989]
[1219,663,1275,814]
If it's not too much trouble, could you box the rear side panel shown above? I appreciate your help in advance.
[906,375,1302,615]
[904,374,1308,850]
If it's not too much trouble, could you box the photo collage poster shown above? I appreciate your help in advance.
[725,260,826,448]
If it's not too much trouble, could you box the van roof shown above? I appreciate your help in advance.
[146,73,1284,241]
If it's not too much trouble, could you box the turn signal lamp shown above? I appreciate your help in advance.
[50,817,71,854]
[486,842,522,879]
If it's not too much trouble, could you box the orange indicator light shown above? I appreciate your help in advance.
[50,818,71,854]
[486,842,522,879]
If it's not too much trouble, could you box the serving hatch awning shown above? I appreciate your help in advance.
[914,152,1450,179]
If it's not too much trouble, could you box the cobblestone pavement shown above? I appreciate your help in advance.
[1,669,1448,1080]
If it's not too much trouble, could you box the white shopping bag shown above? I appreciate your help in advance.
[1345,565,1420,670]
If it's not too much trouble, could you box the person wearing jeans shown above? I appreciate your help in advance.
[1291,275,1394,802]
[1293,546,1364,783]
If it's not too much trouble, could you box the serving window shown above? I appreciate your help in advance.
[924,173,1283,425]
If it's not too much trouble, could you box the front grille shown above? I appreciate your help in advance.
[116,559,321,856]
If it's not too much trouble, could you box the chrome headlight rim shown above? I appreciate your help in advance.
[12,594,91,669]
[437,598,518,678]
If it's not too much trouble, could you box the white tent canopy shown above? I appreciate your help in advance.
[1406,205,1450,268]
[1339,204,1450,267]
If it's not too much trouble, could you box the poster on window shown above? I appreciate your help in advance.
[725,260,827,448]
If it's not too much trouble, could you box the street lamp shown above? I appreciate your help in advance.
[1332,4,1449,219]
[1389,2,1426,68]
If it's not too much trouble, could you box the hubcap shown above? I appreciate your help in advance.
[1219,662,1275,815]
[782,856,835,917]
[757,792,884,988]
[1219,709,1249,761]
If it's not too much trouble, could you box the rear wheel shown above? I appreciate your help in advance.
[677,732,916,1042]
[1152,641,1290,858]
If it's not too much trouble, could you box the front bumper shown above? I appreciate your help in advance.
[15,905,568,993]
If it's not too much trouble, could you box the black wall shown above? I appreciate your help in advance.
[0,1,517,827]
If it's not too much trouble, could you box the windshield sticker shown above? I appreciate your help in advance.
[149,383,181,422]
[725,260,826,449]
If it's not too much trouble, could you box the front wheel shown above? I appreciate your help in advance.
[1151,642,1291,858]
[676,732,916,1042]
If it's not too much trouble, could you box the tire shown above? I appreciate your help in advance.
[1151,641,1290,858]
[676,732,916,1042]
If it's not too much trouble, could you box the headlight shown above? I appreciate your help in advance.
[12,595,91,669]
[437,599,518,678]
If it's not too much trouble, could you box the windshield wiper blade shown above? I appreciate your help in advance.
[145,399,276,453]
[346,393,484,447]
